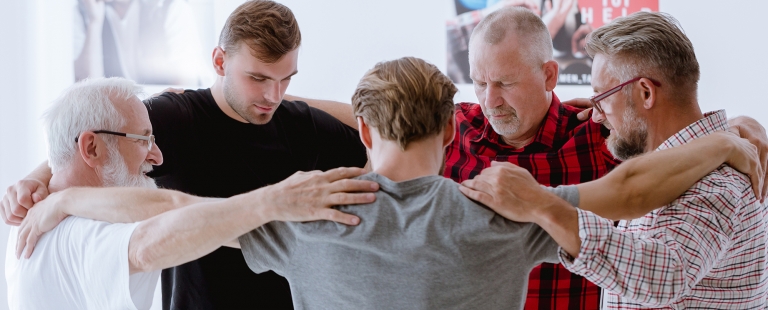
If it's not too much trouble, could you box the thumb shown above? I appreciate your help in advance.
[32,188,48,204]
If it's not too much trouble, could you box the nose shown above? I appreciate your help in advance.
[146,144,163,166]
[591,106,606,123]
[484,85,503,109]
[264,80,282,104]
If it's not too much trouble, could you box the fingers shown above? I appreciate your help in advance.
[761,148,768,202]
[577,108,591,121]
[328,179,379,194]
[561,98,593,109]
[3,195,22,226]
[317,209,361,226]
[32,185,49,203]
[458,184,494,206]
[325,192,376,206]
[320,167,369,183]
[16,223,29,259]
[24,229,41,259]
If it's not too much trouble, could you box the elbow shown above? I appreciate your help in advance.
[129,245,157,274]
[128,225,161,274]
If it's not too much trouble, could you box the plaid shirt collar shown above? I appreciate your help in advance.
[471,93,562,150]
[656,110,728,151]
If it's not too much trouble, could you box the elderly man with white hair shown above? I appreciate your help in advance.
[4,77,377,310]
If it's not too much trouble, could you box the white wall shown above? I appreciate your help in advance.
[0,1,766,309]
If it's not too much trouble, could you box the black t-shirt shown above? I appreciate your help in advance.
[144,89,367,310]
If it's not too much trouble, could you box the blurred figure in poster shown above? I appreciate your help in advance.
[74,0,206,86]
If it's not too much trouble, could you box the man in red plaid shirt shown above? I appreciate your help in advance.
[462,11,768,309]
[444,7,615,309]
[289,6,768,309]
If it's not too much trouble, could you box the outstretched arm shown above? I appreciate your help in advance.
[125,168,377,274]
[285,94,357,129]
[15,168,379,263]
[578,131,761,220]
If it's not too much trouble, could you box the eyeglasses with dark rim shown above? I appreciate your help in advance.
[74,130,155,151]
[590,77,662,114]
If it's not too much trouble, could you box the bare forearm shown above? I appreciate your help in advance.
[28,161,53,186]
[128,191,270,273]
[578,133,733,220]
[285,94,357,129]
[534,199,581,257]
[58,187,211,223]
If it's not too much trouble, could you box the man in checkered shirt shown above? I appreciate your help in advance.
[462,11,768,309]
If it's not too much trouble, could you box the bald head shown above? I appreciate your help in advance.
[469,7,553,69]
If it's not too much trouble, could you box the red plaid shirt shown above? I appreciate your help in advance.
[444,94,620,309]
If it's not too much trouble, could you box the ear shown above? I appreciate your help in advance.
[212,46,226,77]
[442,116,456,147]
[357,117,373,150]
[542,60,559,91]
[637,78,657,110]
[77,132,109,169]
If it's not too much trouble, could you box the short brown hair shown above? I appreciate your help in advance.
[218,0,301,63]
[586,12,699,98]
[352,57,457,150]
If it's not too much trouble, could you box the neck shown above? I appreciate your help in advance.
[645,99,704,151]
[48,166,101,194]
[210,78,248,123]
[370,137,444,182]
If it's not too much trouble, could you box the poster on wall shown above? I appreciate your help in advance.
[73,0,215,86]
[446,0,659,86]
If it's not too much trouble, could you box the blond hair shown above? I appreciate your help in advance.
[352,57,457,150]
[586,12,699,98]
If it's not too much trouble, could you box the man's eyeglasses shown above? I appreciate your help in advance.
[590,77,662,114]
[74,130,155,151]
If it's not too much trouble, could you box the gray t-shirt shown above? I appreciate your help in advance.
[239,173,579,310]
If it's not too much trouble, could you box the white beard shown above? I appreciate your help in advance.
[100,145,158,189]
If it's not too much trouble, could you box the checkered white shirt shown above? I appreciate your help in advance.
[560,110,768,309]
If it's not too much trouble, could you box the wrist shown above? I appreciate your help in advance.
[243,186,278,224]
[532,197,573,227]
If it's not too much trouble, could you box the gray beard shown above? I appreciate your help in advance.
[101,145,157,189]
[607,101,648,161]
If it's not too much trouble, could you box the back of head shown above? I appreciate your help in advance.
[351,57,457,150]
[44,77,141,173]
[218,0,301,63]
[586,11,699,99]
[470,7,553,68]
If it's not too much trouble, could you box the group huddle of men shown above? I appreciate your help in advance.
[3,1,768,309]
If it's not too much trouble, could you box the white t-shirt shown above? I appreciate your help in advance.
[5,216,160,310]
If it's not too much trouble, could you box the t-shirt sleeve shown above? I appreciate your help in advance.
[543,185,580,208]
[144,93,194,178]
[238,221,297,276]
[62,217,159,310]
[308,105,368,170]
[512,186,579,264]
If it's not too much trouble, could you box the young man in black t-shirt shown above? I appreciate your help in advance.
[141,1,367,309]
[3,1,366,309]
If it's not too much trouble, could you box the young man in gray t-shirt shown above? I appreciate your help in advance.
[240,174,576,309]
[238,57,754,309]
[239,57,572,309]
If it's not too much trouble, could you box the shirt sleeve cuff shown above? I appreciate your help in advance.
[559,208,614,274]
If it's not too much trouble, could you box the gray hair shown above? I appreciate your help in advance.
[586,12,699,99]
[43,77,142,172]
[470,7,554,70]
